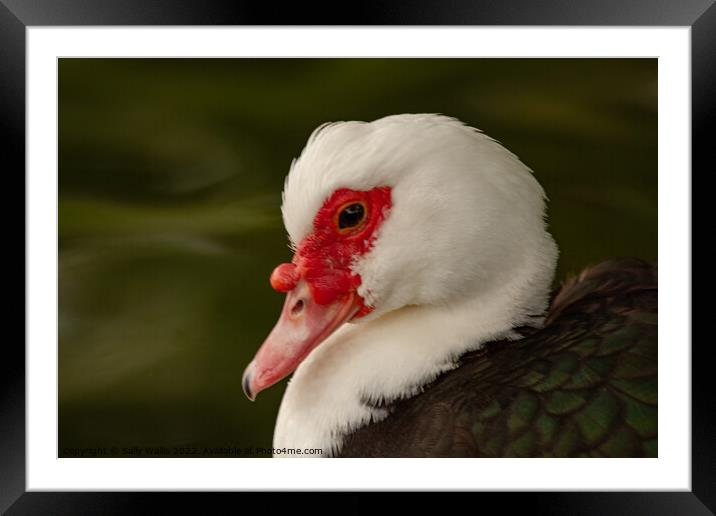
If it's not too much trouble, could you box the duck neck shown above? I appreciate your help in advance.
[272,242,556,457]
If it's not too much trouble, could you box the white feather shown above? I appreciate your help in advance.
[274,114,558,456]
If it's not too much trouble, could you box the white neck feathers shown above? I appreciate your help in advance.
[272,234,557,456]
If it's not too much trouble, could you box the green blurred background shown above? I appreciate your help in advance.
[58,58,657,457]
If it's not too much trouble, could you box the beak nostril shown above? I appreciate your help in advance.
[291,299,305,317]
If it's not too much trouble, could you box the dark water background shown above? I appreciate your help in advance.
[58,58,657,457]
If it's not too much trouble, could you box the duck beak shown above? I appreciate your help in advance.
[242,277,360,401]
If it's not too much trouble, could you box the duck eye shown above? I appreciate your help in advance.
[338,203,366,230]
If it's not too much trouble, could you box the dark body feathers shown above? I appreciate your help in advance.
[335,258,657,458]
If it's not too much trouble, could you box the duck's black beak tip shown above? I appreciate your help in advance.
[242,364,256,402]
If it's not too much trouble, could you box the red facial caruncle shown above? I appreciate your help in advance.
[272,186,392,315]
[242,186,392,400]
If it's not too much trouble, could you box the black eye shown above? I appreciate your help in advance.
[338,203,365,230]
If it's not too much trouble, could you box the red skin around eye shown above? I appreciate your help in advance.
[270,186,392,319]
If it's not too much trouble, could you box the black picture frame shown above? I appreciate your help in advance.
[2,0,709,513]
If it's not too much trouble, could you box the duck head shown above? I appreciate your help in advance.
[242,114,557,400]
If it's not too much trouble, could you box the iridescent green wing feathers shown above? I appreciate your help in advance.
[336,258,657,457]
